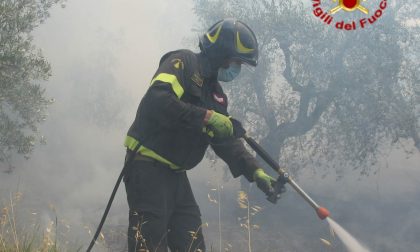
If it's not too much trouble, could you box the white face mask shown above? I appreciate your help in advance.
[217,62,241,82]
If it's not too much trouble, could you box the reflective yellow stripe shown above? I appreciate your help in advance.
[124,136,181,170]
[151,73,184,99]
[124,135,140,150]
[206,23,223,43]
[138,146,181,169]
[236,32,255,54]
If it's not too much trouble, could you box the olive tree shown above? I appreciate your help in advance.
[193,0,419,177]
[0,0,64,171]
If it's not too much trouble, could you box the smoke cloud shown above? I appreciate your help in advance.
[0,0,419,251]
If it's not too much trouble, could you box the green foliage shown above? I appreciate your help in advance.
[0,0,64,170]
[194,0,419,176]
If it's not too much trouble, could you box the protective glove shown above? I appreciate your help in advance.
[205,110,233,138]
[230,118,246,138]
[253,168,276,196]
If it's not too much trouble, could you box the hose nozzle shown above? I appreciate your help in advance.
[316,207,330,220]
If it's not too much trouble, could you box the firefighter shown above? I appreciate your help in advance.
[123,18,277,252]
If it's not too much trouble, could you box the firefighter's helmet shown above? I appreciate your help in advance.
[199,18,258,67]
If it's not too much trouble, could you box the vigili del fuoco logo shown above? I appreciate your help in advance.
[312,0,388,30]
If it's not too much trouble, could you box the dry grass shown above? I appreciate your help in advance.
[1,188,337,252]
[237,190,262,252]
[0,192,85,252]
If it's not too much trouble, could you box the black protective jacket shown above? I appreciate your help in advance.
[126,49,258,181]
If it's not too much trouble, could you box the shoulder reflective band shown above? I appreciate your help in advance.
[124,136,181,170]
[151,73,184,99]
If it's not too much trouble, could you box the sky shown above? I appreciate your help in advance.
[0,0,419,251]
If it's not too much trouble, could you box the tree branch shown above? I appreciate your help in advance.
[281,44,304,93]
[251,60,278,131]
[274,91,333,138]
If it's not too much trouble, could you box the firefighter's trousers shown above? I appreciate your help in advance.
[124,155,205,252]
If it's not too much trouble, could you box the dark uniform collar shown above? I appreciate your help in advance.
[196,52,216,80]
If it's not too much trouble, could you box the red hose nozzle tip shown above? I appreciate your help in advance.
[316,207,330,220]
